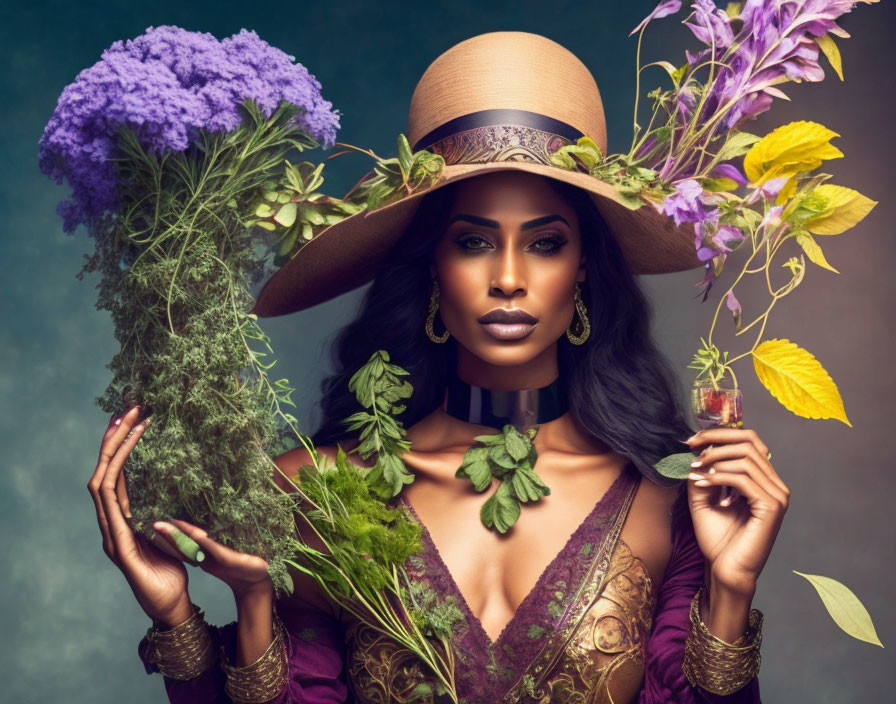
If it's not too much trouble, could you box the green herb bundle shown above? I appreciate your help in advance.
[78,101,324,595]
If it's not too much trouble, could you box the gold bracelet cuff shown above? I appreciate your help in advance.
[682,585,764,695]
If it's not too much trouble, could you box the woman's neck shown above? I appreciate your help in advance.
[443,373,568,431]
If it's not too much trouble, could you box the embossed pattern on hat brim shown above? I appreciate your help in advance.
[250,161,702,318]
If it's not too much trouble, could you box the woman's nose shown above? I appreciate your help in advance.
[490,248,527,297]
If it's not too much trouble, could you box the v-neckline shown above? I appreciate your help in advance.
[397,465,635,650]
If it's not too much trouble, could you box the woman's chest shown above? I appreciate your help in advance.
[341,492,661,704]
[396,454,675,642]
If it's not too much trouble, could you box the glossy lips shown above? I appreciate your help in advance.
[478,308,538,341]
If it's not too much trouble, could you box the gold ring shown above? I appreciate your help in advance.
[766,451,772,461]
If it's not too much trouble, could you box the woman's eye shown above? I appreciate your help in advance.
[529,235,566,255]
[457,235,492,252]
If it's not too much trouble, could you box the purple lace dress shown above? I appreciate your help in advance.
[139,465,762,703]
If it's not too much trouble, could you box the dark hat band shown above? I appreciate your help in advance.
[412,108,584,167]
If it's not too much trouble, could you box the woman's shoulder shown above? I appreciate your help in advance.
[271,439,377,493]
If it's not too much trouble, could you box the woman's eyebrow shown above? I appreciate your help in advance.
[448,214,569,230]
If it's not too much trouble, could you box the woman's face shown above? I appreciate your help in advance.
[432,170,585,379]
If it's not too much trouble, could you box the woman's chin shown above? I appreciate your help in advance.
[463,337,556,369]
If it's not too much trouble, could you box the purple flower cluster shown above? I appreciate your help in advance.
[662,178,745,295]
[38,25,341,234]
[631,1,871,133]
[686,0,868,130]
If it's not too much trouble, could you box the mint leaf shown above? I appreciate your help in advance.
[510,465,550,502]
[481,481,521,533]
[456,459,492,492]
[504,426,529,461]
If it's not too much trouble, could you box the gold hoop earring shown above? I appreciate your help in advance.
[566,283,591,345]
[425,280,450,343]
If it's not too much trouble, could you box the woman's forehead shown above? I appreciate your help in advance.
[447,171,576,219]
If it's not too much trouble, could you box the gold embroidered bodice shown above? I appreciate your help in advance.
[343,467,656,703]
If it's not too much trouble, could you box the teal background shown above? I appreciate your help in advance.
[2,0,894,701]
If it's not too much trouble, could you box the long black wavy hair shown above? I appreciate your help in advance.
[312,174,697,488]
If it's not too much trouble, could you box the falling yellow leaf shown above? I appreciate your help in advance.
[816,35,844,81]
[752,338,851,426]
[804,184,878,235]
[794,571,883,647]
[795,231,840,273]
[744,121,843,187]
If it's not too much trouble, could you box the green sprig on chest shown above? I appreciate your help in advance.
[455,424,551,533]
[343,350,415,499]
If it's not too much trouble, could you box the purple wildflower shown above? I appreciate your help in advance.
[630,0,683,36]
[745,175,789,204]
[38,25,340,234]
[684,0,735,49]
[662,178,723,225]
[683,1,871,133]
[694,260,722,301]
[759,204,785,230]
[725,290,742,328]
[711,163,747,185]
[693,215,744,263]
[703,223,745,260]
[676,84,699,121]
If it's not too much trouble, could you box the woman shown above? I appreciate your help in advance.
[88,32,788,703]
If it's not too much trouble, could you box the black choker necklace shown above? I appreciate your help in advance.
[444,375,569,431]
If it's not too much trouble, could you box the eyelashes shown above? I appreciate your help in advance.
[455,233,568,255]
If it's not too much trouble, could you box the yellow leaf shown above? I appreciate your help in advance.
[724,2,743,19]
[699,177,739,192]
[816,35,844,81]
[744,121,843,186]
[795,231,840,273]
[793,571,883,647]
[752,338,851,426]
[775,174,799,205]
[804,184,878,235]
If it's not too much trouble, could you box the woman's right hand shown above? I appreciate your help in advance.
[87,405,191,626]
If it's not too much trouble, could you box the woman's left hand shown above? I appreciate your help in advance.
[685,427,790,596]
[153,519,273,598]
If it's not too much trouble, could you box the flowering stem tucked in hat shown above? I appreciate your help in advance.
[628,2,883,646]
[549,2,878,430]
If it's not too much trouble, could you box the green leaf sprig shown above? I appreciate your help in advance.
[344,350,415,499]
[247,159,365,268]
[337,134,445,211]
[455,425,550,533]
[288,446,461,700]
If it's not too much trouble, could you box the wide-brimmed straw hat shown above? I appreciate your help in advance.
[251,30,702,317]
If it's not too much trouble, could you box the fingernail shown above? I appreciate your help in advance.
[686,433,699,443]
[114,418,121,426]
[690,459,703,467]
[688,472,705,481]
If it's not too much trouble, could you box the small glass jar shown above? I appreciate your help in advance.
[690,379,743,506]
[691,379,743,429]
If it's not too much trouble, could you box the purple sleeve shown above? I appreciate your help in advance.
[638,495,761,703]
[140,601,351,703]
